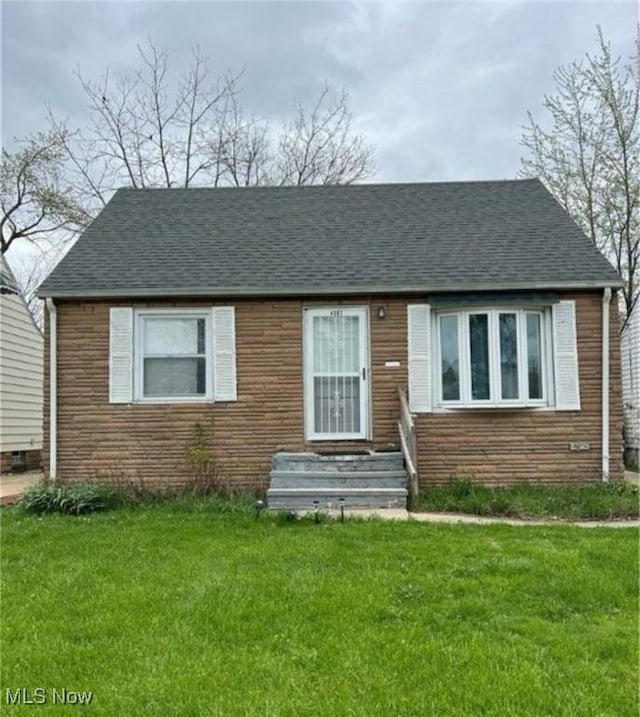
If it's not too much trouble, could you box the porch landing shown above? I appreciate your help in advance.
[267,451,408,510]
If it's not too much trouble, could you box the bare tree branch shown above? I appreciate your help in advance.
[2,43,375,329]
[5,243,67,327]
[521,25,640,331]
[1,129,88,254]
[7,44,374,265]
[277,83,373,186]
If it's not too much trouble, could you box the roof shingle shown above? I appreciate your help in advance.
[38,178,621,297]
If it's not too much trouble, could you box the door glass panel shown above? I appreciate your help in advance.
[314,376,360,434]
[311,313,361,435]
[526,313,543,399]
[313,315,359,373]
[499,313,519,400]
[440,315,460,401]
[469,314,490,400]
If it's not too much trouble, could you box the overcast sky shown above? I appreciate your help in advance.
[2,0,637,187]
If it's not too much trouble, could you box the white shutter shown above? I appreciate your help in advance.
[407,304,432,412]
[552,300,581,411]
[109,307,133,404]
[213,306,237,401]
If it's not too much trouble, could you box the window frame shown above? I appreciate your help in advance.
[134,308,213,403]
[435,307,551,409]
[10,450,27,468]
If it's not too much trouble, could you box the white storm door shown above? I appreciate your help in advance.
[304,307,369,440]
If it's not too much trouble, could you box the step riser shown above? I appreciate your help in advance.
[272,453,404,473]
[267,494,407,510]
[270,474,407,489]
[269,452,408,511]
[274,463,405,474]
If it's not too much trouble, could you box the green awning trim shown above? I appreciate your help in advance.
[429,291,559,309]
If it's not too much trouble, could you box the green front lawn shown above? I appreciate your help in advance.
[1,500,638,716]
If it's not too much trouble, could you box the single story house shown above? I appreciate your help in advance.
[38,178,624,500]
[1,254,43,473]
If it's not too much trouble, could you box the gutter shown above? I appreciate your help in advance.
[601,288,612,482]
[37,278,625,300]
[45,298,57,480]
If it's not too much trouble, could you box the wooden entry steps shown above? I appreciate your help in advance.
[267,451,408,510]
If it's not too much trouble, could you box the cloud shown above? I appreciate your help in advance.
[1,0,636,183]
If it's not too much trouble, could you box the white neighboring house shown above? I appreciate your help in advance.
[0,255,43,473]
[621,305,640,467]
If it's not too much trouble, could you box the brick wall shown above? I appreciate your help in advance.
[416,291,624,484]
[0,449,42,474]
[43,291,623,489]
[44,297,407,490]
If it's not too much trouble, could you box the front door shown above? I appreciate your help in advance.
[304,307,369,440]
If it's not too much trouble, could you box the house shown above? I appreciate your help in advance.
[621,306,639,467]
[1,255,43,473]
[37,179,624,505]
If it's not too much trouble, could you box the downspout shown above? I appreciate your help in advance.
[601,288,612,482]
[45,298,57,480]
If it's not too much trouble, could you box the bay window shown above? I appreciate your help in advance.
[437,308,548,407]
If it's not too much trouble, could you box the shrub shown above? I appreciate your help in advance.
[17,482,121,516]
[449,477,474,499]
[185,422,227,495]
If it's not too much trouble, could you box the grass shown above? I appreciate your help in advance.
[1,497,638,716]
[413,479,640,520]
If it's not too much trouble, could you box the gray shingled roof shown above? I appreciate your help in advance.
[38,178,621,298]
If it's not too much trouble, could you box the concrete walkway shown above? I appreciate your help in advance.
[315,508,639,528]
[625,470,640,484]
[0,471,43,505]
[408,511,639,529]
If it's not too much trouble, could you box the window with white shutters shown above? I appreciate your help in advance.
[407,300,580,412]
[109,306,237,404]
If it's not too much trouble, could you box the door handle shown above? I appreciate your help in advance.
[362,367,366,381]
